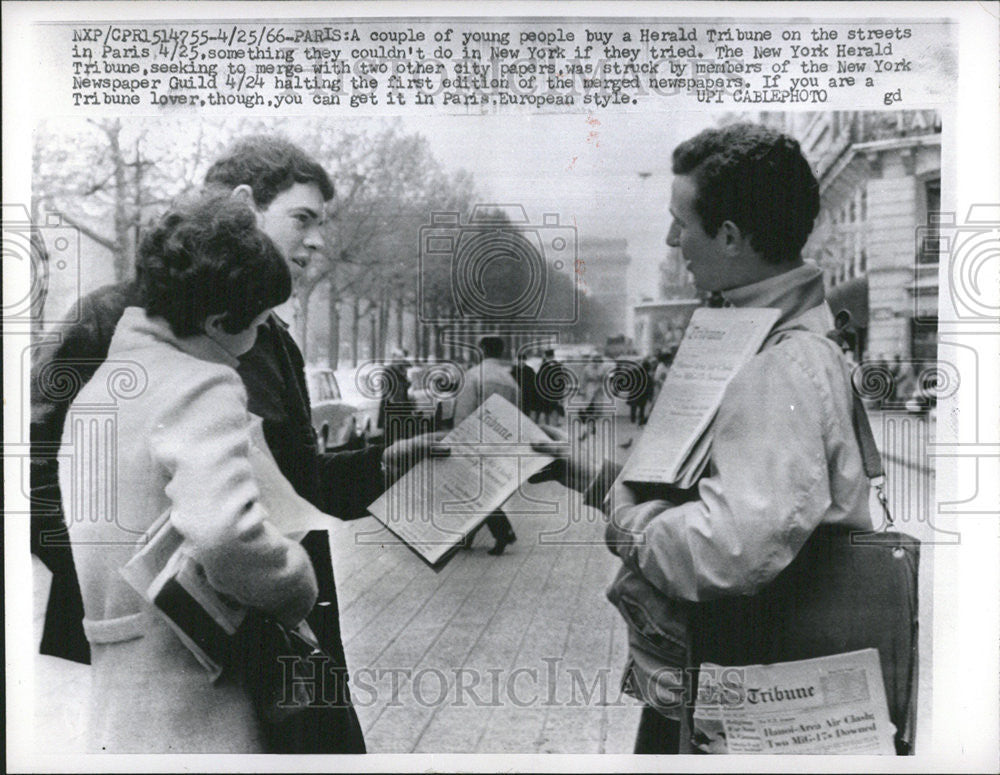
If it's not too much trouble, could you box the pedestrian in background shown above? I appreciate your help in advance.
[454,336,519,556]
[511,351,539,420]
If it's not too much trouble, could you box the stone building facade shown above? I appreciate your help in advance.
[766,110,942,363]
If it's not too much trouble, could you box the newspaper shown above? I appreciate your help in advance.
[694,649,896,754]
[621,306,781,488]
[367,394,553,567]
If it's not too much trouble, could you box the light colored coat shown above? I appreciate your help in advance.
[60,308,317,753]
[613,264,873,601]
[453,357,520,425]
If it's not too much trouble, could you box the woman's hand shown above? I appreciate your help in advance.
[605,481,640,557]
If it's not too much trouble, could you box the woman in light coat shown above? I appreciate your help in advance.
[60,196,317,753]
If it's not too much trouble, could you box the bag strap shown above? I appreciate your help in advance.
[827,313,897,535]
[777,307,896,533]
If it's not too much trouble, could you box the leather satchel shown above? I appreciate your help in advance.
[690,381,919,754]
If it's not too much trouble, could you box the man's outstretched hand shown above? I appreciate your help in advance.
[381,431,450,481]
[528,424,608,493]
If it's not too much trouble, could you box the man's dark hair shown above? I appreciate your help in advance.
[138,194,291,337]
[203,135,334,208]
[479,336,505,360]
[672,123,820,264]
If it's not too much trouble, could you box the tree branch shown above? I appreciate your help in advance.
[52,209,117,252]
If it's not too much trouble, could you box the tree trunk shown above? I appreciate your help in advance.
[408,301,419,359]
[328,297,340,369]
[368,307,378,361]
[350,296,360,367]
[298,288,311,361]
[375,291,388,360]
[105,121,131,282]
[395,296,405,352]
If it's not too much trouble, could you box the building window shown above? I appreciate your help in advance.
[861,189,867,221]
[860,249,867,273]
[911,317,938,364]
[918,179,942,264]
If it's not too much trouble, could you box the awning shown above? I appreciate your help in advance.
[827,275,869,328]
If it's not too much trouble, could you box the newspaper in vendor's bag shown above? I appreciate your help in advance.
[693,649,896,754]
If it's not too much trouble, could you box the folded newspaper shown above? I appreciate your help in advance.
[367,394,554,568]
[693,649,896,754]
[620,306,782,488]
[120,415,330,680]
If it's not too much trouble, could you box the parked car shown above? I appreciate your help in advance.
[334,365,383,443]
[407,359,463,430]
[305,366,366,451]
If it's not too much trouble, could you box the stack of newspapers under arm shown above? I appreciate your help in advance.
[619,307,782,489]
[120,513,247,680]
[120,416,330,680]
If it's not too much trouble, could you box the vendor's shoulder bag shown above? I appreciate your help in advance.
[689,325,921,755]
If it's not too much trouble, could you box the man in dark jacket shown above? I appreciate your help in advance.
[31,135,433,753]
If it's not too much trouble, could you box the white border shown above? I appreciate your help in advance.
[4,2,998,772]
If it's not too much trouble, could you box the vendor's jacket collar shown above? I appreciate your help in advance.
[720,263,826,328]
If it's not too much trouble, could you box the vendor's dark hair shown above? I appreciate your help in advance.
[137,194,291,337]
[672,123,820,264]
[204,135,334,208]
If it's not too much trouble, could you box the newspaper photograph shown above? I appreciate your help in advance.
[3,1,997,772]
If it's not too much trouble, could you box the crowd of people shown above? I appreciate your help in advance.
[29,123,909,755]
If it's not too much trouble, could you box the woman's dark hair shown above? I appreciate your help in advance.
[203,135,334,208]
[137,194,292,337]
[672,123,820,264]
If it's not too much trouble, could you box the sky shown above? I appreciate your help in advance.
[393,111,718,309]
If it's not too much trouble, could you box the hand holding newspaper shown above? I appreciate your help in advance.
[620,307,782,488]
[119,415,330,680]
[693,649,896,754]
[367,394,554,567]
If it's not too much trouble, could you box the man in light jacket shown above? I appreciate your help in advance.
[605,123,874,753]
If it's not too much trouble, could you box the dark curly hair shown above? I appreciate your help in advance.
[203,135,334,208]
[672,123,820,264]
[137,194,291,337]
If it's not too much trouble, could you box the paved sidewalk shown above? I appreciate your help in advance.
[329,478,642,754]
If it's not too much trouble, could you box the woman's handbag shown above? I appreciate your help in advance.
[232,611,366,754]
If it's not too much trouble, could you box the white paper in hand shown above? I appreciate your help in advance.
[367,394,554,567]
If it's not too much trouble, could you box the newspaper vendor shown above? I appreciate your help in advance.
[603,123,875,754]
